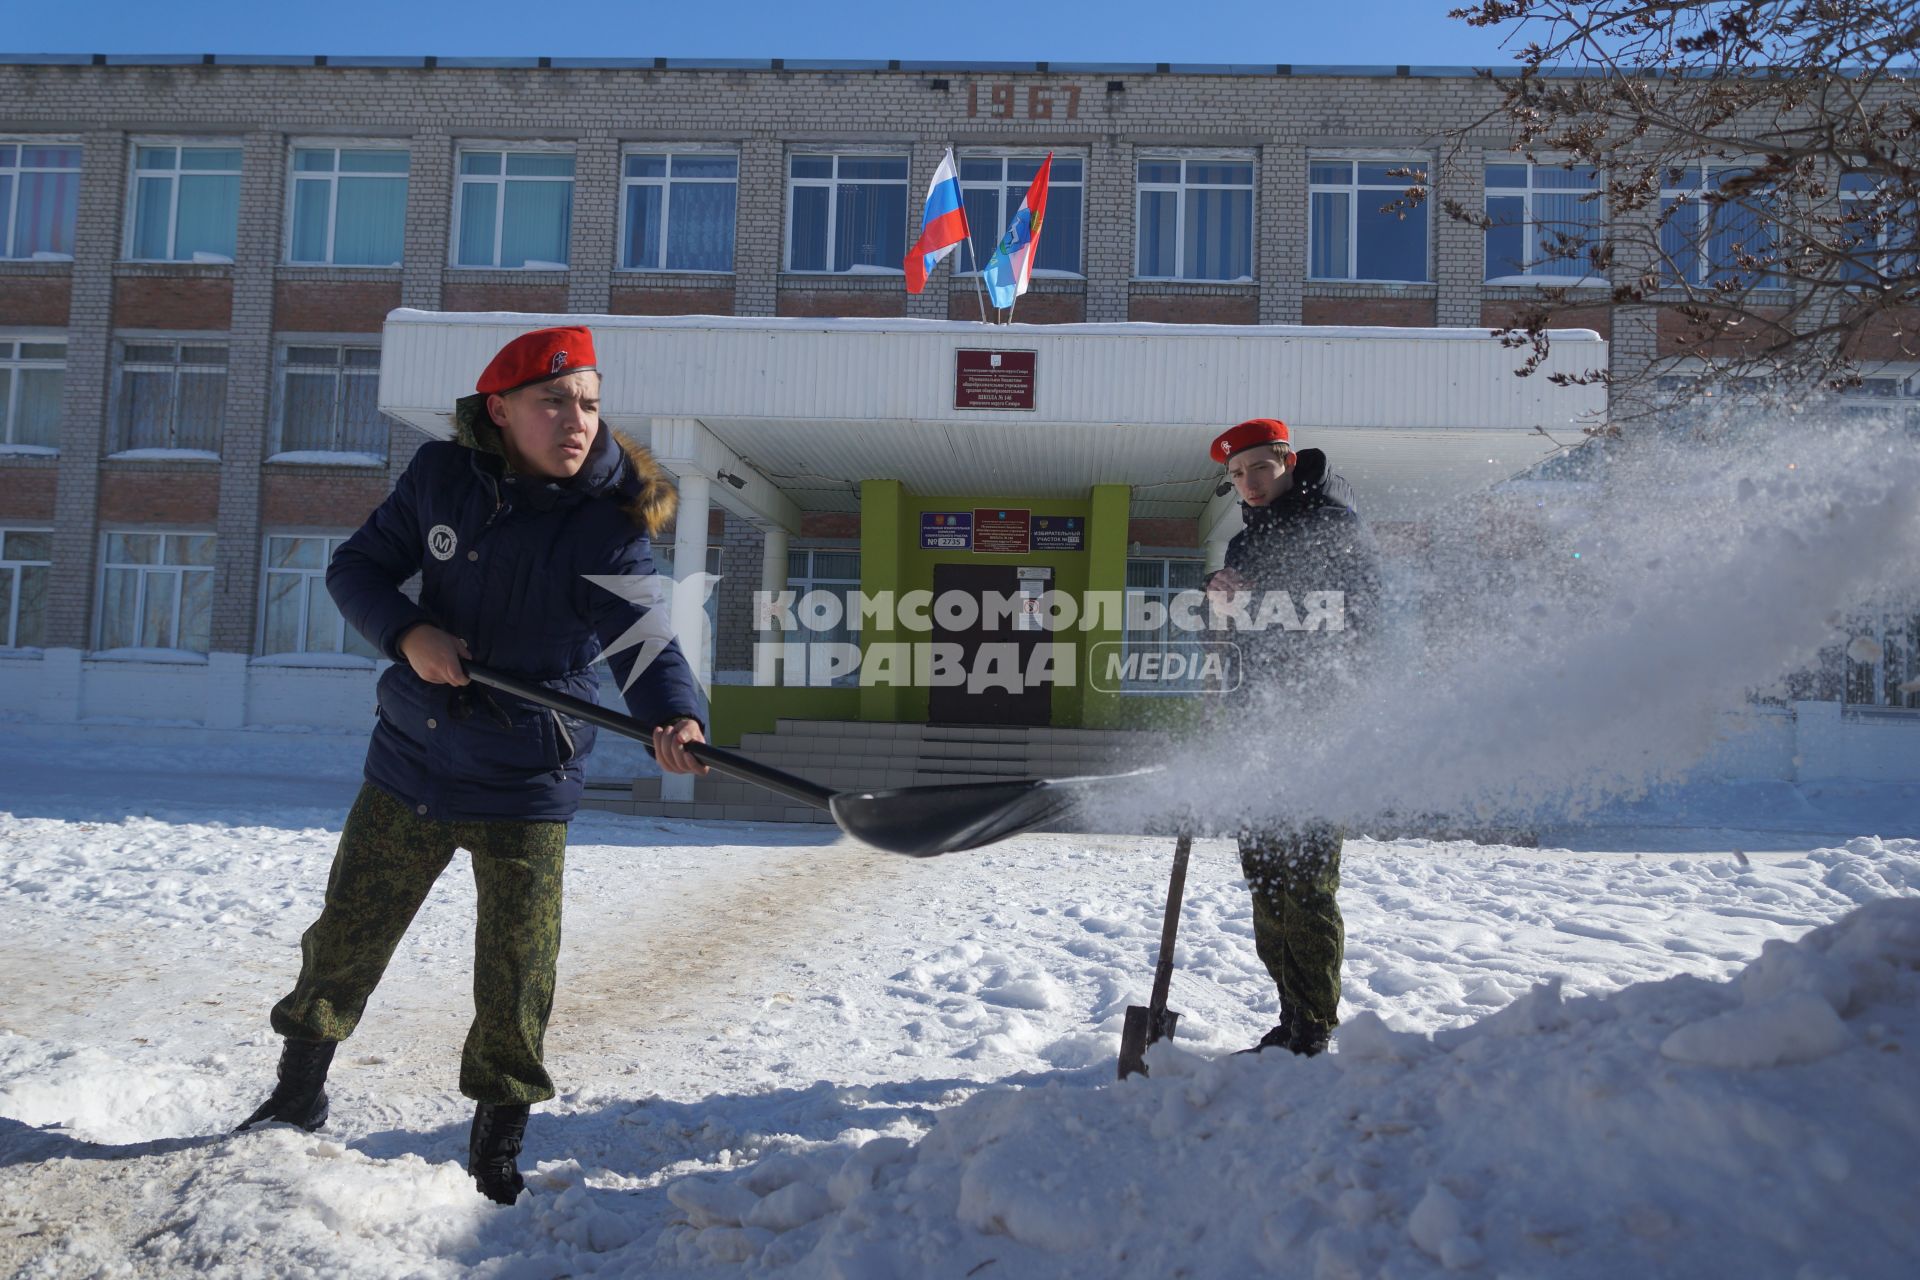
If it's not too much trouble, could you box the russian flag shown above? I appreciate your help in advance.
[905,149,970,294]
[983,153,1052,310]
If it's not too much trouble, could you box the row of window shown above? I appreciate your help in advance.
[0,336,387,456]
[12,137,1871,287]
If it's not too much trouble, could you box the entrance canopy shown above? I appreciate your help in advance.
[377,310,1608,531]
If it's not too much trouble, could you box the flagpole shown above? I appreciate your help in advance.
[958,177,990,324]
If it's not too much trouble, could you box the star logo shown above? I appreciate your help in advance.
[584,571,723,695]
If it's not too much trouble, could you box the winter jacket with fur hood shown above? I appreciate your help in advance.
[327,409,706,822]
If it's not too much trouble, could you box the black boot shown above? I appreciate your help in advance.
[1288,1019,1332,1057]
[1236,1009,1294,1056]
[468,1102,530,1205]
[235,1038,336,1132]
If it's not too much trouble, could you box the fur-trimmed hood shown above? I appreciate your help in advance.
[452,393,677,534]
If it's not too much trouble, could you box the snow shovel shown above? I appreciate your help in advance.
[464,663,1154,857]
[1117,833,1192,1080]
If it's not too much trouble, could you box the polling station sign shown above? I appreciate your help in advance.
[921,512,973,549]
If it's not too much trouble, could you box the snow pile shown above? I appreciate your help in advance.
[659,897,1920,1278]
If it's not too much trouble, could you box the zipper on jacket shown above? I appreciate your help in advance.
[549,709,576,762]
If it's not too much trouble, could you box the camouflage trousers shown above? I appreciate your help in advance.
[1237,824,1345,1033]
[270,782,568,1105]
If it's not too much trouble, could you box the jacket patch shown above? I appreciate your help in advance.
[428,524,459,561]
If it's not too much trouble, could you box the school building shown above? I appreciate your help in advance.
[0,54,1913,818]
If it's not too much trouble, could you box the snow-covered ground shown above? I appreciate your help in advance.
[1,726,1915,1278]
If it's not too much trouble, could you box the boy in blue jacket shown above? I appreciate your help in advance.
[237,327,708,1205]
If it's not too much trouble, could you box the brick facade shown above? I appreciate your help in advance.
[0,272,71,326]
[0,56,1859,664]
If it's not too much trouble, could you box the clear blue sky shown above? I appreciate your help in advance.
[5,1,1525,65]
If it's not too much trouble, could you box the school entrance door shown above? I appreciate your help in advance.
[928,563,1053,726]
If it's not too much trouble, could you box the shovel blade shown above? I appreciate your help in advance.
[829,769,1154,857]
[1116,1004,1181,1080]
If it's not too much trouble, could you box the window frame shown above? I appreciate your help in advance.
[449,141,577,271]
[0,332,67,453]
[955,149,1088,279]
[109,336,230,456]
[122,137,245,264]
[616,144,740,275]
[1836,170,1918,285]
[0,137,83,261]
[1482,157,1610,287]
[256,531,379,661]
[270,338,388,460]
[0,525,52,650]
[1120,556,1209,695]
[1133,150,1257,283]
[1845,610,1920,712]
[283,139,410,268]
[781,547,862,687]
[93,528,218,655]
[1658,160,1782,290]
[783,149,912,276]
[1306,151,1432,284]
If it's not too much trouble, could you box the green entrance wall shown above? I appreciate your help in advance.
[848,480,1155,729]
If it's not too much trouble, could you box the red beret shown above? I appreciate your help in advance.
[475,326,599,396]
[1210,418,1292,464]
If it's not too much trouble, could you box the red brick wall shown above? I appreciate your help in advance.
[949,292,1085,324]
[776,290,905,319]
[801,512,861,538]
[113,277,232,330]
[1657,304,1792,358]
[0,467,56,520]
[260,471,393,528]
[98,470,220,524]
[0,277,70,327]
[1481,300,1612,340]
[1127,517,1199,548]
[1302,296,1436,327]
[1130,295,1258,325]
[441,282,570,314]
[274,280,402,334]
[1843,309,1920,361]
[609,286,736,316]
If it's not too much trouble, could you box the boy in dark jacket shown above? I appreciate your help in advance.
[1204,417,1380,1057]
[237,327,708,1204]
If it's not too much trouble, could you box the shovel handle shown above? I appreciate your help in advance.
[1147,834,1193,1017]
[462,663,836,811]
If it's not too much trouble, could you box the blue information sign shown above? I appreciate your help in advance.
[1031,515,1085,551]
[921,511,974,550]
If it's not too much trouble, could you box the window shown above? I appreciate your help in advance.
[1,142,81,260]
[0,338,64,450]
[959,154,1084,276]
[454,148,574,269]
[0,528,50,649]
[259,534,377,659]
[1309,157,1429,283]
[1845,612,1920,711]
[275,344,387,457]
[97,531,215,653]
[287,146,408,266]
[1484,161,1607,282]
[620,150,737,273]
[1122,558,1209,693]
[1136,155,1254,282]
[1837,172,1919,284]
[783,549,860,686]
[115,341,227,454]
[1660,163,1780,288]
[127,144,242,263]
[786,153,909,274]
